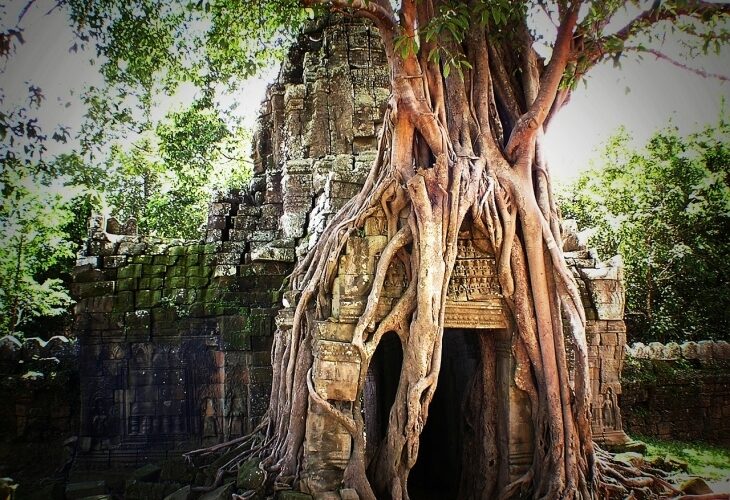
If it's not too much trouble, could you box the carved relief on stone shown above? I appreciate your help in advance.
[443,301,508,329]
[90,396,109,437]
[364,215,388,236]
[444,238,507,329]
[447,240,501,302]
[107,343,126,360]
[225,390,245,439]
[131,343,153,367]
[592,386,622,433]
[383,259,406,297]
[202,397,220,439]
[603,387,622,431]
[152,344,171,367]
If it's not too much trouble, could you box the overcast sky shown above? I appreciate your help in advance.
[2,0,729,184]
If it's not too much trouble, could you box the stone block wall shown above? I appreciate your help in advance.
[0,335,79,483]
[566,247,630,447]
[621,341,730,446]
[241,14,389,261]
[72,215,289,467]
[71,14,390,469]
[279,220,631,493]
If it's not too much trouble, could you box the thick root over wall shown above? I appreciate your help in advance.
[184,2,719,498]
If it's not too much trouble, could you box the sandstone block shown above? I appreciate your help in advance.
[697,340,715,361]
[118,240,147,255]
[665,342,681,359]
[102,255,127,268]
[312,340,360,401]
[142,264,166,277]
[251,245,295,262]
[213,265,237,278]
[136,290,162,309]
[364,215,387,236]
[113,291,135,313]
[680,341,699,359]
[215,253,240,265]
[118,264,143,279]
[205,229,223,243]
[209,202,232,217]
[315,320,355,343]
[716,341,730,360]
[188,276,209,288]
[133,255,154,264]
[581,277,625,320]
[76,281,115,299]
[76,256,100,267]
[680,478,713,495]
[207,215,227,230]
[340,273,372,298]
[65,481,108,499]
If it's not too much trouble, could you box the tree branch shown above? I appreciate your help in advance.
[399,0,416,38]
[625,45,730,82]
[17,0,37,24]
[576,0,730,84]
[505,2,580,158]
[613,0,730,44]
[303,0,398,34]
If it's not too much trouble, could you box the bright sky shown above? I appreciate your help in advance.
[544,55,729,183]
[2,0,729,185]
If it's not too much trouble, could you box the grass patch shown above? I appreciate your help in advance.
[633,435,730,480]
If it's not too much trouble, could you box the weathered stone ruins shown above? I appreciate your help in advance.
[64,15,635,493]
[1,13,729,500]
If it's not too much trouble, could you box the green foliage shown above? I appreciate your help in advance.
[636,437,730,480]
[621,356,698,386]
[421,0,524,79]
[0,164,77,337]
[1,0,270,334]
[3,0,728,337]
[104,102,251,238]
[64,0,305,149]
[560,121,730,342]
[0,84,69,168]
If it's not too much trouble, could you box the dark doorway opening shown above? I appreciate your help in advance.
[408,329,481,500]
[364,332,403,466]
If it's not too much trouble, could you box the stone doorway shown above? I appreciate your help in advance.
[364,332,403,466]
[408,328,482,500]
[362,328,516,499]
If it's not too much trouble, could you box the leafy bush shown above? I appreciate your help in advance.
[560,121,730,343]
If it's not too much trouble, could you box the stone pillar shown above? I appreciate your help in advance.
[565,233,632,448]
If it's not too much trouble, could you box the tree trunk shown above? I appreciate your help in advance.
[8,232,25,335]
[186,2,685,498]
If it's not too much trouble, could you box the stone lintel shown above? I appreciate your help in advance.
[444,300,508,329]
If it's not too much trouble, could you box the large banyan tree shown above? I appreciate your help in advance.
[185,1,729,498]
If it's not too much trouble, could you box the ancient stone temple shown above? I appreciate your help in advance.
[71,13,630,492]
[71,13,389,469]
[277,214,631,494]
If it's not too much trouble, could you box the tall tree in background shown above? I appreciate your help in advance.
[104,103,250,238]
[0,166,76,336]
[0,0,262,336]
[561,122,730,344]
